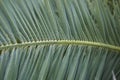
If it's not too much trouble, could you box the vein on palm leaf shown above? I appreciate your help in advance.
[0,40,120,51]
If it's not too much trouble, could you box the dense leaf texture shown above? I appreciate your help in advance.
[0,0,120,80]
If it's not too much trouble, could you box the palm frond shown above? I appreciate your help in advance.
[0,0,120,80]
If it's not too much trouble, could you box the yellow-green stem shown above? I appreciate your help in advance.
[0,40,120,51]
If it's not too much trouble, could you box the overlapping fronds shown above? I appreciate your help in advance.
[0,0,120,80]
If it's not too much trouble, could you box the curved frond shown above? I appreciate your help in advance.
[0,0,120,80]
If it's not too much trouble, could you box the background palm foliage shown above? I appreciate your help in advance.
[0,0,120,80]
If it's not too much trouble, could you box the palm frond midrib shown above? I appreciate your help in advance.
[0,40,120,52]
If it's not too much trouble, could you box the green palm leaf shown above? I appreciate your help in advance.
[0,0,120,80]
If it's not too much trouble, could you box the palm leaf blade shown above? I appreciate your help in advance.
[0,0,120,80]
